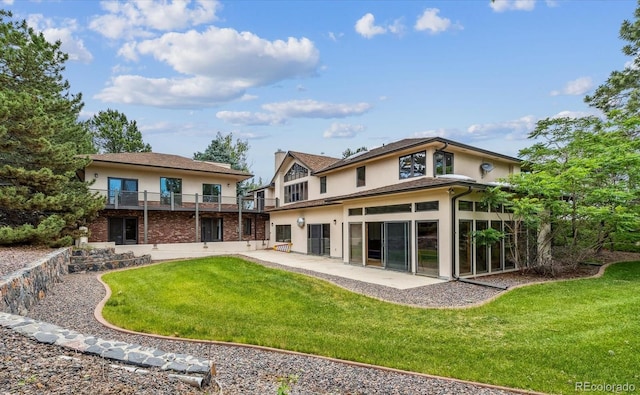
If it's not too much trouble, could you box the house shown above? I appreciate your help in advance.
[259,137,522,280]
[81,152,272,246]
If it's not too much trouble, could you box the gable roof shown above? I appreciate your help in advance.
[315,137,521,174]
[288,151,341,172]
[82,152,252,178]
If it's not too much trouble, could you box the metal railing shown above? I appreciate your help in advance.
[93,189,277,213]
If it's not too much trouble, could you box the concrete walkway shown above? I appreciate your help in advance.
[240,250,444,290]
[125,246,445,290]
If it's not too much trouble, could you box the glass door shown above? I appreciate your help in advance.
[416,221,438,276]
[349,223,363,264]
[384,222,409,272]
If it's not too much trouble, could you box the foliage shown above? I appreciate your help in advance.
[194,131,255,195]
[102,256,640,394]
[341,146,368,159]
[487,115,640,268]
[87,109,151,153]
[585,2,640,115]
[276,374,299,395]
[0,11,103,246]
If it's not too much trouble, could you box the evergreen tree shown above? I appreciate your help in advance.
[194,132,255,195]
[0,10,103,246]
[88,109,152,153]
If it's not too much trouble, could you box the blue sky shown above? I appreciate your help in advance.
[3,0,637,182]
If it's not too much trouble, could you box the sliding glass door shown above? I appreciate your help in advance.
[385,222,409,271]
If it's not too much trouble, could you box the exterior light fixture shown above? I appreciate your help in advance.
[296,217,305,228]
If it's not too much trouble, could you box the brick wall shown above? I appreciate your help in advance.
[88,210,270,244]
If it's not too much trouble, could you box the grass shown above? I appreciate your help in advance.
[101,257,640,394]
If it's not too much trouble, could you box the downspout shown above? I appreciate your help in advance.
[450,186,473,280]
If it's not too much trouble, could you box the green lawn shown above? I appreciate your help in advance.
[101,257,640,394]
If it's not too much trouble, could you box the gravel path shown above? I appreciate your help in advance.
[2,252,544,394]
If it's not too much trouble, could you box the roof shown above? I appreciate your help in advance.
[315,137,521,174]
[82,152,252,178]
[266,198,341,212]
[326,176,485,202]
[288,151,341,172]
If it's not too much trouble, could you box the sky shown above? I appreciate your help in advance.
[3,0,638,182]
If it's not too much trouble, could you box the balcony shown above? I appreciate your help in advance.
[93,189,276,213]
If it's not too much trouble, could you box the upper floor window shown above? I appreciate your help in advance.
[203,183,221,203]
[320,176,327,194]
[434,151,454,176]
[108,177,138,205]
[160,177,182,204]
[285,163,308,182]
[399,151,426,179]
[356,166,366,187]
[285,181,308,203]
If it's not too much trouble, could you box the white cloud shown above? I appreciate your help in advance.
[97,26,320,108]
[94,75,250,108]
[414,9,458,34]
[490,0,536,12]
[90,0,221,40]
[328,32,344,42]
[262,99,372,118]
[550,77,593,96]
[26,14,93,63]
[355,13,387,39]
[413,128,449,138]
[1,0,14,5]
[551,110,594,119]
[216,111,285,126]
[467,115,537,141]
[132,27,319,83]
[323,123,365,138]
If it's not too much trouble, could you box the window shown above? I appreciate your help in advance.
[284,181,308,203]
[284,163,308,181]
[434,151,454,176]
[415,201,439,212]
[108,178,138,206]
[348,208,363,216]
[160,177,182,205]
[243,218,252,236]
[320,176,327,194]
[365,204,412,215]
[275,225,291,242]
[399,151,426,179]
[202,183,221,203]
[459,201,474,211]
[475,201,489,212]
[356,166,366,187]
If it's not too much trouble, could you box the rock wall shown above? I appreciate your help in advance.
[1,247,152,315]
[69,248,152,273]
[0,248,70,315]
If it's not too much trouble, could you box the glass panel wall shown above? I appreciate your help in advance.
[491,221,503,271]
[475,220,489,274]
[349,223,363,264]
[459,220,473,276]
[416,221,438,276]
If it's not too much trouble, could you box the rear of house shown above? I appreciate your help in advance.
[261,137,523,280]
[81,152,272,246]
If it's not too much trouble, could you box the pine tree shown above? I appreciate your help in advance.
[88,109,152,153]
[0,10,103,246]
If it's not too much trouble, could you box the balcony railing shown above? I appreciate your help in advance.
[93,189,277,213]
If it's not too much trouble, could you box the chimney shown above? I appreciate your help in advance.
[274,149,286,172]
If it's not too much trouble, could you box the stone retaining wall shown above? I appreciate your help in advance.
[69,248,152,273]
[0,248,71,315]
